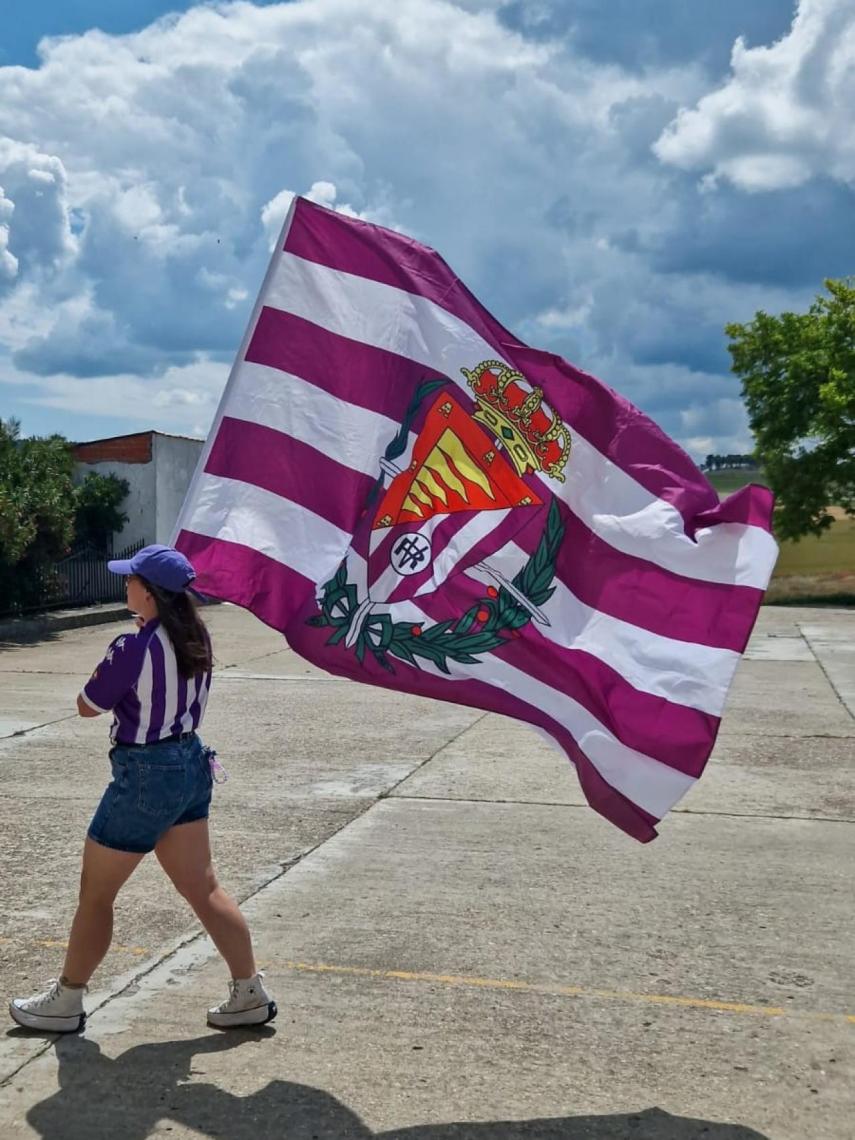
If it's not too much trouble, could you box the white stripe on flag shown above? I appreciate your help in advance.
[369,513,454,602]
[368,508,512,603]
[416,509,512,598]
[497,542,738,716]
[221,361,414,479]
[447,656,693,817]
[267,254,776,590]
[343,554,695,817]
[186,473,352,586]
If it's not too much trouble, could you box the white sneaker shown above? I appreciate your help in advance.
[207,972,277,1028]
[10,978,87,1033]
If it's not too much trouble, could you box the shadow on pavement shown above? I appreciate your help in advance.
[17,1033,771,1139]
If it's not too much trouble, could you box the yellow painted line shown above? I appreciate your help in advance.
[282,960,855,1025]
[2,937,851,1024]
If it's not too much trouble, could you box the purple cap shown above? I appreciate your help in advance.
[108,544,197,593]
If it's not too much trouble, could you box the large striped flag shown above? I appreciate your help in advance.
[174,197,778,842]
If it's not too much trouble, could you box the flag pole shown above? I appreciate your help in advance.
[171,196,301,546]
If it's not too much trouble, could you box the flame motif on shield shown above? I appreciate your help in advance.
[366,392,543,606]
[374,394,542,529]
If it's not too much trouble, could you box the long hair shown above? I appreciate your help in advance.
[139,577,212,679]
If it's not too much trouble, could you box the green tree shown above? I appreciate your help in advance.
[727,278,855,540]
[74,471,130,552]
[0,422,132,614]
[0,419,78,612]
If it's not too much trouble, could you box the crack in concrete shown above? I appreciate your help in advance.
[0,669,90,676]
[387,794,855,825]
[377,712,490,802]
[0,713,78,741]
[799,623,855,722]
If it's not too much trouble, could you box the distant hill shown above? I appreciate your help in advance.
[706,469,769,496]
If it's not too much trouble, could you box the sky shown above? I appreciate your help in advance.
[0,0,852,461]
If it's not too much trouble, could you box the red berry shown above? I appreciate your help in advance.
[410,625,422,637]
[486,586,498,598]
[476,609,489,622]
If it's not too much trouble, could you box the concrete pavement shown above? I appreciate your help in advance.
[0,604,852,1139]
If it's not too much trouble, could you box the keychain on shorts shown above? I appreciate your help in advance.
[203,746,228,784]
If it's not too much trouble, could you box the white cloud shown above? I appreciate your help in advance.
[0,353,228,437]
[655,0,855,190]
[0,138,76,281]
[0,187,17,282]
[260,189,296,250]
[0,0,818,457]
[260,179,364,250]
[535,298,593,331]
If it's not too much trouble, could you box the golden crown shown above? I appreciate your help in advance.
[461,360,570,482]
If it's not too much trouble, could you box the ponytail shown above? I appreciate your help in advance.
[139,577,212,678]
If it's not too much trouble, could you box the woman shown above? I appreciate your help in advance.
[9,544,277,1033]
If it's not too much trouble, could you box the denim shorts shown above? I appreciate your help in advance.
[88,733,213,854]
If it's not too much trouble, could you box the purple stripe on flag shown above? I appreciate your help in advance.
[415,581,718,778]
[515,498,763,654]
[367,515,470,597]
[176,529,315,634]
[284,199,774,535]
[568,737,661,844]
[241,293,761,647]
[171,672,188,736]
[384,505,544,605]
[145,634,167,743]
[283,198,527,346]
[367,508,533,604]
[693,481,776,530]
[246,305,437,420]
[206,417,377,536]
[285,605,660,842]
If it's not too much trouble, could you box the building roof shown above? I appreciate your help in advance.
[73,430,204,465]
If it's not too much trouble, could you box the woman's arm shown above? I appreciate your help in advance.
[78,632,144,719]
[77,693,101,718]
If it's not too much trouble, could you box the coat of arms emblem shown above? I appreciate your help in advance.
[309,362,570,672]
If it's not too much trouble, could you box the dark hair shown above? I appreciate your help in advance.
[138,576,212,678]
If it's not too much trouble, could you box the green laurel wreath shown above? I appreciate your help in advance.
[306,497,564,674]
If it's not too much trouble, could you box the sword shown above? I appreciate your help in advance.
[345,450,551,647]
[343,456,403,648]
[472,561,551,627]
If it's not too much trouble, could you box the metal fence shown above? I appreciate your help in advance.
[8,539,145,617]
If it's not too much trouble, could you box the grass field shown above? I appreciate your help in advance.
[705,469,854,604]
[707,469,768,495]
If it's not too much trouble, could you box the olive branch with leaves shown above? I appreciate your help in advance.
[307,497,564,674]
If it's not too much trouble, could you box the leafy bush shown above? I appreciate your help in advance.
[0,420,130,615]
[74,471,130,552]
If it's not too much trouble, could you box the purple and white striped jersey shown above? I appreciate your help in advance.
[80,620,212,745]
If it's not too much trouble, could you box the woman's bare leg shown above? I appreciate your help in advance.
[62,837,145,986]
[155,819,256,979]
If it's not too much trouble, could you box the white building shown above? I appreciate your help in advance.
[73,430,204,551]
